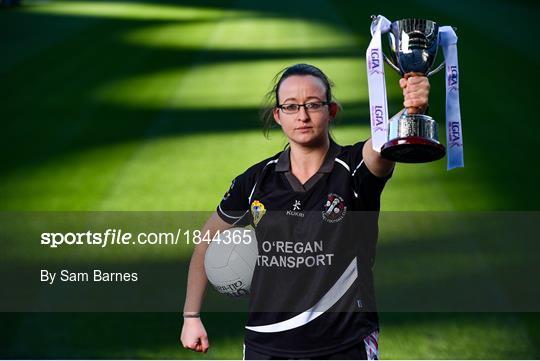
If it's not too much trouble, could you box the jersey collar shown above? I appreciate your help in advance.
[275,140,341,173]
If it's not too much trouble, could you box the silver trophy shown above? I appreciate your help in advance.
[375,17,447,163]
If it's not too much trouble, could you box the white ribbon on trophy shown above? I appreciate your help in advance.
[366,15,391,152]
[439,26,464,170]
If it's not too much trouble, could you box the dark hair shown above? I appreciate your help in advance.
[260,63,340,139]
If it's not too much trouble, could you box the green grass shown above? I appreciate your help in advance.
[1,313,538,359]
[0,0,539,358]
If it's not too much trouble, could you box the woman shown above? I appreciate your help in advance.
[180,64,429,359]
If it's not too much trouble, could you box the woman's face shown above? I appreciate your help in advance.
[273,75,337,147]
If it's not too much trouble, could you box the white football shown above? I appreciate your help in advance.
[204,227,258,298]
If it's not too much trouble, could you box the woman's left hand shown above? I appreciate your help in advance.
[399,75,430,114]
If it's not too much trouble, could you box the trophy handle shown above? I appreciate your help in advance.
[383,53,401,73]
[427,61,445,77]
[370,15,402,74]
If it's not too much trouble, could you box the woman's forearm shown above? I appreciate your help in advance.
[183,243,210,314]
[182,212,233,314]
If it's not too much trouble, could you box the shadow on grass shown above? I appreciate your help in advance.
[2,0,539,210]
[0,6,371,175]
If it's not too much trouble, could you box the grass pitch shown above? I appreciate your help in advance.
[1,0,539,358]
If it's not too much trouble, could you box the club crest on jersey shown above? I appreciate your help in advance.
[251,200,266,226]
[322,193,347,223]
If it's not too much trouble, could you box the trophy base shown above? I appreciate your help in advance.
[381,137,446,163]
[381,112,446,163]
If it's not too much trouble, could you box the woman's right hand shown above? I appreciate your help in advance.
[180,317,209,353]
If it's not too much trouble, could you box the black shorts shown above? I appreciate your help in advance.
[243,330,379,360]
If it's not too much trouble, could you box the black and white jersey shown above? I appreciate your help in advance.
[216,140,391,358]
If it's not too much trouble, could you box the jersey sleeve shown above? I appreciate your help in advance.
[349,141,393,210]
[216,171,255,226]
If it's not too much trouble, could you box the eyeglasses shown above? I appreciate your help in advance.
[278,101,329,114]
